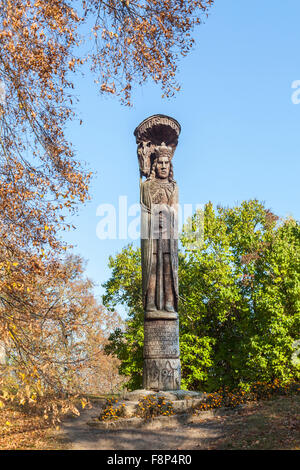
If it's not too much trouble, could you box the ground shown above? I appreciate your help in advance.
[0,395,299,450]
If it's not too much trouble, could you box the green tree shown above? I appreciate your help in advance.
[103,200,300,391]
[103,245,144,389]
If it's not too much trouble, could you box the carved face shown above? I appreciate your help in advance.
[155,156,170,179]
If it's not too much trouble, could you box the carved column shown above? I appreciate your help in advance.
[134,114,181,391]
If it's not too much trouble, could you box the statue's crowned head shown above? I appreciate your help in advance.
[154,142,173,160]
[149,142,174,182]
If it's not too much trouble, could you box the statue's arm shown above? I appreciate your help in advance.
[140,180,151,211]
[169,185,179,210]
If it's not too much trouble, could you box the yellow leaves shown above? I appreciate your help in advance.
[80,398,88,409]
[35,380,44,398]
[10,281,24,291]
[1,391,9,401]
[19,372,26,382]
[0,261,19,274]
[24,385,31,400]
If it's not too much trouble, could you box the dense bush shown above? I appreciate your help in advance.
[194,379,300,412]
[98,398,126,422]
[104,201,300,392]
[136,395,174,420]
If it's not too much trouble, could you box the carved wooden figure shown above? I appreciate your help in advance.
[134,115,182,390]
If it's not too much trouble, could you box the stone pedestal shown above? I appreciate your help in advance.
[143,319,181,390]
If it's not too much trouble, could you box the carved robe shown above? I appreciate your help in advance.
[140,178,179,311]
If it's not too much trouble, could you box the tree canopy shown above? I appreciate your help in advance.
[103,201,300,391]
[0,0,214,253]
[0,252,123,421]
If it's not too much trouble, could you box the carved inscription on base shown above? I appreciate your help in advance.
[143,320,179,359]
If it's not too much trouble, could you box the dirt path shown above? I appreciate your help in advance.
[57,395,300,450]
[59,403,225,450]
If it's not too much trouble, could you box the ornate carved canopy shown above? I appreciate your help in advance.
[134,114,181,178]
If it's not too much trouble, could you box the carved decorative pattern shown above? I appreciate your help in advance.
[134,114,181,177]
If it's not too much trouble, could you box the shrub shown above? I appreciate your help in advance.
[136,395,174,420]
[194,380,300,413]
[98,398,126,421]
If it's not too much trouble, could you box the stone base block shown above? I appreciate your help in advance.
[145,310,178,320]
[118,398,204,418]
[124,389,204,402]
[92,390,206,426]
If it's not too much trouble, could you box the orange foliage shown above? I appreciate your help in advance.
[0,1,90,252]
[87,0,214,104]
[0,0,214,251]
[0,253,123,419]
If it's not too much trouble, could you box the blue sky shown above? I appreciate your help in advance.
[62,0,300,306]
